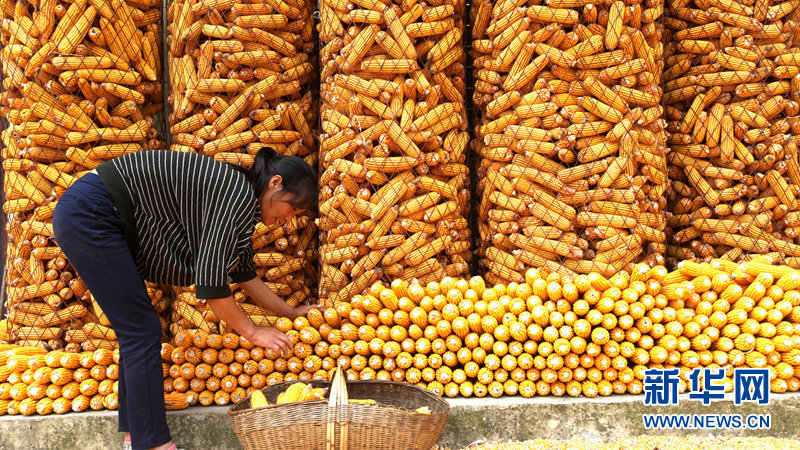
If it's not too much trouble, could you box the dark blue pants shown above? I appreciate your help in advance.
[53,173,171,450]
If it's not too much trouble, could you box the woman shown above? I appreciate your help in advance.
[53,147,319,450]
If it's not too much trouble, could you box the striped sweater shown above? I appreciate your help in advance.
[96,151,259,299]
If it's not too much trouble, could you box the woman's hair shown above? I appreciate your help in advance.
[230,147,317,212]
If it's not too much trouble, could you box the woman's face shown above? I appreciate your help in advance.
[260,175,304,226]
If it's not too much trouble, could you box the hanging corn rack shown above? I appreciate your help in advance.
[0,0,167,350]
[316,0,473,306]
[471,0,668,283]
[165,0,319,335]
[662,0,800,266]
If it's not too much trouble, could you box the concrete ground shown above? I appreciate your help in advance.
[1,393,799,449]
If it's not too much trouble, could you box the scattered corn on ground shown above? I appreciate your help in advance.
[4,257,800,415]
[454,436,800,449]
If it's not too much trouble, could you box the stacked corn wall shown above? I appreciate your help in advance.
[165,0,318,334]
[471,0,668,284]
[0,0,166,351]
[152,258,800,408]
[5,257,800,415]
[0,346,123,415]
[317,0,472,306]
[663,0,800,267]
[159,330,269,407]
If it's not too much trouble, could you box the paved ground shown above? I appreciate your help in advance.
[1,392,799,449]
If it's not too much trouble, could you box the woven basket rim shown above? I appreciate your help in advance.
[228,379,451,417]
[228,380,451,450]
[228,397,328,417]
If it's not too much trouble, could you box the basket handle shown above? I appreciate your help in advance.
[326,365,349,450]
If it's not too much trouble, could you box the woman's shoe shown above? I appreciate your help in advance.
[123,437,185,450]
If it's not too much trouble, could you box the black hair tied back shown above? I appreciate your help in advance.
[243,146,318,213]
[251,146,279,178]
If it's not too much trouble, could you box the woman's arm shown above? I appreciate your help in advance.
[238,277,322,319]
[205,295,293,356]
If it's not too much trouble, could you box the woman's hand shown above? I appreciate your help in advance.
[247,327,293,357]
[292,304,324,319]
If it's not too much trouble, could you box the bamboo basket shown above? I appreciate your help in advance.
[228,379,450,450]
